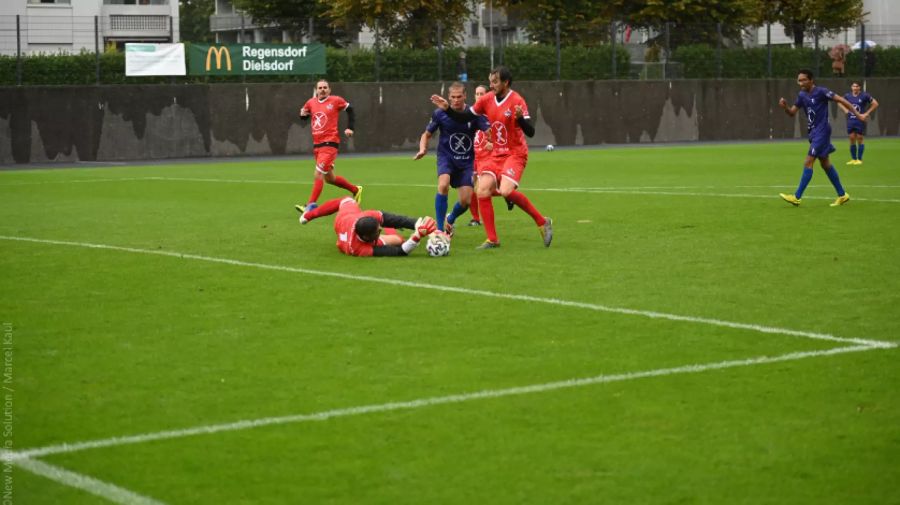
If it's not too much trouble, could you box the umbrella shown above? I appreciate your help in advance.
[851,40,877,50]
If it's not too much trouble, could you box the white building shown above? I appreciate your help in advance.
[751,0,900,48]
[0,0,180,56]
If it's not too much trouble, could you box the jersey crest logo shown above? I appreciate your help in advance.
[312,112,328,131]
[492,122,508,146]
[504,109,512,117]
[339,232,348,243]
[449,133,472,154]
[327,104,334,110]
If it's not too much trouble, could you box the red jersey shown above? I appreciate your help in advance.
[303,95,349,145]
[473,128,491,163]
[333,201,383,257]
[472,90,530,158]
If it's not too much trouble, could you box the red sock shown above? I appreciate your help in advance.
[307,197,342,220]
[469,192,480,221]
[478,196,498,243]
[308,178,324,204]
[507,190,545,226]
[331,175,358,195]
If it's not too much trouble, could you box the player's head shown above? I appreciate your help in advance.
[489,66,513,94]
[354,216,381,243]
[448,82,467,111]
[475,85,488,100]
[850,81,862,94]
[315,79,331,99]
[796,70,814,91]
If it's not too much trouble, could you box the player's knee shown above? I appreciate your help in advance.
[437,183,450,195]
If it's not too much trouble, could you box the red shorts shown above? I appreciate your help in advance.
[313,146,338,173]
[476,154,527,187]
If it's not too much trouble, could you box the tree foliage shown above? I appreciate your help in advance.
[232,0,356,46]
[324,0,477,49]
[756,0,865,48]
[180,0,215,43]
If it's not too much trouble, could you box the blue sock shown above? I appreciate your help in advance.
[824,166,846,196]
[435,193,449,231]
[850,144,858,160]
[858,144,865,160]
[795,167,813,199]
[447,202,468,225]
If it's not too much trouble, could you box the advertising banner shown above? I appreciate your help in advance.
[125,43,187,76]
[189,43,326,76]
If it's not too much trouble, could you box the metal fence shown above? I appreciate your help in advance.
[2,14,899,85]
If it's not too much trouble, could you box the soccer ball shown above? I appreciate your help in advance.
[545,144,555,152]
[426,232,451,257]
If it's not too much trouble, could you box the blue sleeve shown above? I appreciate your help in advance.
[821,87,834,100]
[425,110,440,134]
[475,114,490,132]
[794,95,803,108]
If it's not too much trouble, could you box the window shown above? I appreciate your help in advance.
[103,0,169,5]
[27,0,73,4]
[471,21,478,37]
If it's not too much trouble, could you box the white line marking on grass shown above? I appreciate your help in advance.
[6,456,166,505]
[0,235,893,349]
[3,345,891,461]
[536,188,900,203]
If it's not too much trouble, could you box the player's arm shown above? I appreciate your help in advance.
[344,105,355,137]
[860,97,879,121]
[299,101,310,122]
[380,212,417,229]
[372,245,409,257]
[514,105,535,137]
[414,131,432,160]
[429,95,479,123]
[830,94,855,115]
[778,97,798,117]
[837,102,850,114]
[372,216,436,256]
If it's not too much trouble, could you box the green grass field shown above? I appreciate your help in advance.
[2,139,899,504]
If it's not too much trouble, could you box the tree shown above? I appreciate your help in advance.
[180,0,215,43]
[498,1,608,46]
[324,0,477,49]
[758,0,865,48]
[232,0,356,46]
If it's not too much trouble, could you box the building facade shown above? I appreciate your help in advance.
[0,0,180,56]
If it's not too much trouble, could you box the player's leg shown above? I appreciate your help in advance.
[299,196,345,224]
[857,132,865,163]
[847,132,858,164]
[435,173,451,232]
[476,171,500,248]
[320,148,360,198]
[378,230,404,246]
[301,147,326,210]
[446,168,473,232]
[820,153,849,205]
[780,153,816,206]
[468,173,481,225]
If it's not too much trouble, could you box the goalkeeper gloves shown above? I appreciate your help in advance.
[402,216,437,254]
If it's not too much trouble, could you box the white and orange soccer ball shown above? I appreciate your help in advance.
[426,231,451,257]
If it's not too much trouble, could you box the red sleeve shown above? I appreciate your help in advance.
[336,96,349,111]
[471,93,489,115]
[516,94,530,118]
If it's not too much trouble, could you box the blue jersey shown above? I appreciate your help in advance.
[843,91,874,127]
[794,86,835,140]
[425,108,488,170]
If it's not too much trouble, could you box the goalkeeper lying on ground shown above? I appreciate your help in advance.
[298,197,437,257]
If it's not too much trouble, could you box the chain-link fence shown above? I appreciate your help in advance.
[2,15,899,85]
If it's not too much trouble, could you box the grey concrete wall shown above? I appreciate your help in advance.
[1,79,897,164]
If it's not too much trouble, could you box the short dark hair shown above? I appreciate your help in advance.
[354,216,380,243]
[850,80,862,87]
[798,69,814,80]
[491,66,513,87]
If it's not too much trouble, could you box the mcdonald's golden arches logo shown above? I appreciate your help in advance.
[206,46,232,71]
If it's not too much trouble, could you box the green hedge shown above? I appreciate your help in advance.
[0,44,629,85]
[674,44,900,79]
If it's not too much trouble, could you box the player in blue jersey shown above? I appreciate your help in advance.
[838,82,879,165]
[777,70,857,207]
[414,81,490,234]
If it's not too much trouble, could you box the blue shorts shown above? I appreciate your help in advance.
[437,158,474,189]
[847,121,866,135]
[808,138,836,159]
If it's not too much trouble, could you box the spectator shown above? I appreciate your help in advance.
[457,51,468,82]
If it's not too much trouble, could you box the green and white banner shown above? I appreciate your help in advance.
[125,43,186,76]
[189,43,326,76]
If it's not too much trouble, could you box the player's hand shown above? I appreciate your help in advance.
[485,141,493,152]
[859,113,869,122]
[778,98,787,109]
[430,94,450,111]
[414,217,437,238]
[299,106,309,117]
[515,104,524,118]
[344,128,354,138]
[413,149,427,160]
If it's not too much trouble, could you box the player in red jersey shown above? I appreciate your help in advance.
[431,67,552,249]
[295,79,362,218]
[298,197,437,257]
[468,84,490,227]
